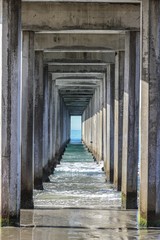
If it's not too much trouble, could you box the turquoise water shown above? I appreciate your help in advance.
[34,143,120,209]
[70,129,81,142]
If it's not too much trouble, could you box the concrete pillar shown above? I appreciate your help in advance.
[86,105,89,147]
[99,83,103,161]
[51,80,56,161]
[61,101,66,146]
[48,73,54,168]
[58,96,61,153]
[55,88,61,159]
[105,64,115,183]
[90,98,93,152]
[139,0,160,227]
[82,113,85,142]
[121,32,140,209]
[34,51,44,190]
[21,31,34,209]
[48,73,54,166]
[114,51,125,191]
[0,0,21,226]
[95,88,98,159]
[43,66,49,178]
[60,97,63,150]
[103,73,107,169]
[89,100,92,151]
[67,113,70,142]
[96,87,100,160]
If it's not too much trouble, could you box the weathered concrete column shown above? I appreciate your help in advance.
[59,97,63,150]
[67,112,71,141]
[55,88,61,159]
[94,91,97,159]
[82,113,85,142]
[86,106,89,147]
[61,101,66,146]
[139,0,160,227]
[114,51,125,191]
[62,101,69,146]
[121,32,140,209]
[0,0,21,226]
[88,101,92,151]
[105,64,115,183]
[51,80,56,161]
[34,51,44,190]
[58,96,62,153]
[103,73,107,168]
[21,31,35,209]
[99,82,103,161]
[95,88,98,159]
[48,73,54,166]
[43,66,49,179]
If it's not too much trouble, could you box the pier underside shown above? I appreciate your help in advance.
[1,0,160,237]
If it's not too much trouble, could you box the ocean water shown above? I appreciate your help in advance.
[70,129,81,143]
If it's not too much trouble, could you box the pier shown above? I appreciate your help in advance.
[1,0,160,238]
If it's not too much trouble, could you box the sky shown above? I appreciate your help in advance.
[71,116,81,130]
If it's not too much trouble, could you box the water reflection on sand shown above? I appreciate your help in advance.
[2,223,160,240]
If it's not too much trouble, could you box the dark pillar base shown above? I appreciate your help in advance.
[139,211,160,227]
[34,178,44,190]
[106,170,114,183]
[114,178,121,192]
[43,167,51,182]
[122,192,137,209]
[21,191,34,209]
[1,214,20,227]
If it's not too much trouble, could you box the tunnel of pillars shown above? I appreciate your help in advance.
[1,0,160,228]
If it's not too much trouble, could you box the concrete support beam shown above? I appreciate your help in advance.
[34,51,44,190]
[139,0,160,227]
[105,64,115,183]
[44,52,115,64]
[35,33,125,51]
[0,0,21,226]
[21,31,35,209]
[53,73,103,80]
[22,2,140,31]
[113,51,125,191]
[22,1,141,3]
[121,32,140,209]
[48,65,107,73]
